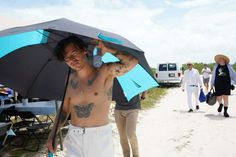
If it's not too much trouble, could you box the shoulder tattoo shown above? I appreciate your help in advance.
[70,80,78,89]
[88,73,99,86]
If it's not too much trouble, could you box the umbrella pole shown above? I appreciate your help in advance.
[52,67,71,152]
[55,100,64,151]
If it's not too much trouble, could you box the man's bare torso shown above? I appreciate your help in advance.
[66,66,113,127]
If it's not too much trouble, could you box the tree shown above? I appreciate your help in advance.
[232,62,236,71]
[182,62,236,72]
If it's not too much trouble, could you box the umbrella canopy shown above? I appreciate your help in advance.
[0,18,158,101]
[102,53,158,100]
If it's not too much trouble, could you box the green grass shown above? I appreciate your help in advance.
[141,87,167,110]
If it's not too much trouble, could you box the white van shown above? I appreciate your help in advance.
[155,63,182,86]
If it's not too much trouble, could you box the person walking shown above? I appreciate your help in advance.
[211,54,236,117]
[201,64,211,92]
[181,62,203,112]
[46,36,138,157]
[113,78,146,157]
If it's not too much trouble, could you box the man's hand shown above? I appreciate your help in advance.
[96,40,113,55]
[141,96,145,100]
[45,139,55,156]
[141,91,147,100]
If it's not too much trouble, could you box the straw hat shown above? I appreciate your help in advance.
[214,54,230,64]
[186,61,193,65]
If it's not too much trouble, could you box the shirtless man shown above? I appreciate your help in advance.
[46,36,138,157]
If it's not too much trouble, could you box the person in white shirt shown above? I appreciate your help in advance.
[182,62,203,112]
[201,64,211,91]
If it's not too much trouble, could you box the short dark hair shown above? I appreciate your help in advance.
[54,36,87,61]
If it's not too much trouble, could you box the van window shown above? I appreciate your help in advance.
[159,64,167,71]
[168,63,177,71]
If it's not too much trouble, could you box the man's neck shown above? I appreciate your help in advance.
[75,63,96,80]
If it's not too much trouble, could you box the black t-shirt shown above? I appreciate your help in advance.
[215,64,231,95]
[215,65,230,88]
[112,78,141,110]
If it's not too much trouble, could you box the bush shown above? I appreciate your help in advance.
[141,87,167,109]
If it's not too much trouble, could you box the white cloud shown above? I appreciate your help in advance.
[176,0,235,9]
[0,0,236,67]
[177,0,218,8]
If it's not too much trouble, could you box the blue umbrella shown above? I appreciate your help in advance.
[0,18,158,101]
[0,19,158,154]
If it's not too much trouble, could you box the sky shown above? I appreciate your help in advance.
[0,0,236,67]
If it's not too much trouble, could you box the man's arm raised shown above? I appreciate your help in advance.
[97,41,138,77]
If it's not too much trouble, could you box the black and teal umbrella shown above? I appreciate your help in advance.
[0,18,158,153]
[0,18,158,101]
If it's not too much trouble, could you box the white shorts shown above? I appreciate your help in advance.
[63,124,114,157]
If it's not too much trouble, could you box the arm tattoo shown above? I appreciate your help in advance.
[118,63,128,71]
[59,112,69,124]
[73,103,94,118]
[112,50,121,56]
[70,80,78,89]
[108,49,137,76]
[122,55,135,66]
[111,63,128,76]
[49,112,68,140]
[111,54,134,76]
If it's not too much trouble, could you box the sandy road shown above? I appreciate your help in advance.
[113,87,236,157]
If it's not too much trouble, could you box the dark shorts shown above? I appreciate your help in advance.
[203,78,210,84]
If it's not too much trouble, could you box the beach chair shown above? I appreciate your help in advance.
[1,108,34,147]
[0,122,12,148]
[0,106,16,122]
[0,112,8,122]
[18,111,52,151]
[1,107,32,132]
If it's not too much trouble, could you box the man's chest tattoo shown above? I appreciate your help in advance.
[73,103,94,118]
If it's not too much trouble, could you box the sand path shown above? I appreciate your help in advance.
[113,87,236,157]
